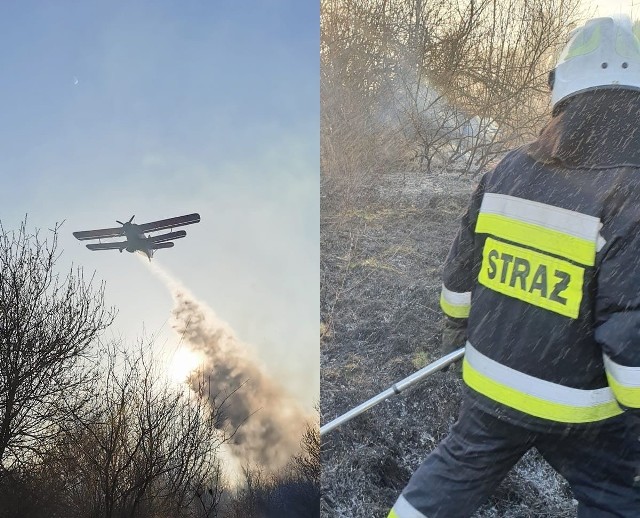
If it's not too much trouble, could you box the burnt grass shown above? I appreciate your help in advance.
[320,171,577,517]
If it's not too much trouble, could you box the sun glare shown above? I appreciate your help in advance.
[169,347,202,383]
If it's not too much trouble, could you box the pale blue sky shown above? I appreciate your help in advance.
[0,1,319,407]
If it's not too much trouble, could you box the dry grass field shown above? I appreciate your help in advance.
[320,170,578,517]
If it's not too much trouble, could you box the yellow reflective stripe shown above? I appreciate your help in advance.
[480,193,602,243]
[388,510,400,518]
[439,287,471,318]
[440,293,470,318]
[463,358,622,423]
[606,373,640,408]
[603,354,640,408]
[464,358,622,422]
[478,238,584,319]
[565,23,602,60]
[476,212,596,266]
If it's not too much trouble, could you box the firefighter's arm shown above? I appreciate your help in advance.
[439,175,487,356]
[594,224,640,415]
[596,223,640,486]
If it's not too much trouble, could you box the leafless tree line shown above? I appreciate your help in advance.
[226,419,320,518]
[0,222,320,518]
[321,0,583,206]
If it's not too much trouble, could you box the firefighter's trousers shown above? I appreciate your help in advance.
[389,397,640,518]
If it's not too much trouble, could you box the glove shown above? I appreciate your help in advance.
[441,317,467,375]
[441,317,468,355]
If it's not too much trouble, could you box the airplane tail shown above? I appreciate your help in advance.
[141,242,174,261]
[137,249,154,261]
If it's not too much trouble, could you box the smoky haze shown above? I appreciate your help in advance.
[148,261,309,473]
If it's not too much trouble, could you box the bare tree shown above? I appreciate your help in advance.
[49,343,227,518]
[0,220,113,470]
[225,417,320,518]
[321,0,583,190]
[292,417,320,486]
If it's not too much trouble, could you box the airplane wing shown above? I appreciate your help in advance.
[86,241,127,251]
[138,213,200,233]
[73,227,124,241]
[148,230,187,244]
[150,242,174,250]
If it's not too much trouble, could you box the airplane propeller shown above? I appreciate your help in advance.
[116,215,135,226]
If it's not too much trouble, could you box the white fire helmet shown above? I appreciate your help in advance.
[550,16,640,108]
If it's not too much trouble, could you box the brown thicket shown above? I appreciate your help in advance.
[321,0,583,206]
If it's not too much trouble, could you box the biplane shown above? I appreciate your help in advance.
[73,213,200,260]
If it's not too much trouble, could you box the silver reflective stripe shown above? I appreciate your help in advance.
[441,284,471,307]
[480,193,603,245]
[390,494,428,518]
[466,342,616,407]
[597,224,606,252]
[603,354,640,387]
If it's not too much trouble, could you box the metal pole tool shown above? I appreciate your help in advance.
[321,347,465,436]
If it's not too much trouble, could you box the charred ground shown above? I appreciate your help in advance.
[320,170,577,517]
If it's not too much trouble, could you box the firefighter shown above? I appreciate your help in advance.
[389,16,640,518]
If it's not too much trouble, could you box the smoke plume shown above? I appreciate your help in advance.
[148,262,309,473]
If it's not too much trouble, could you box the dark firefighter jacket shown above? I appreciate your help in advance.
[441,90,640,431]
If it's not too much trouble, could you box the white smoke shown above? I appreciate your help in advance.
[147,261,309,474]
